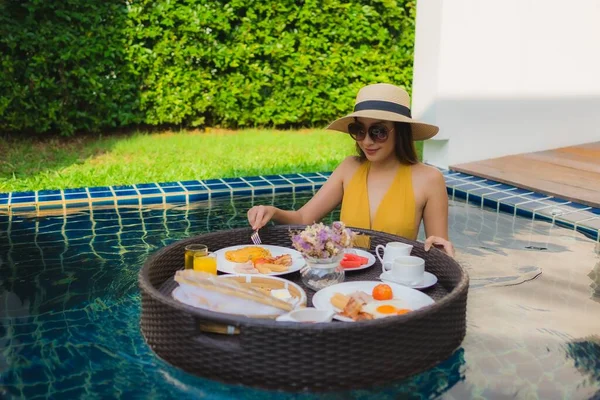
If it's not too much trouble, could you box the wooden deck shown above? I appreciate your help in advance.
[450,142,600,208]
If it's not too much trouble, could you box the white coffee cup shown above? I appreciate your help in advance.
[375,241,413,268]
[382,255,425,286]
[276,307,335,323]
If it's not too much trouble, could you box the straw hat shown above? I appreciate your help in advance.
[326,83,439,141]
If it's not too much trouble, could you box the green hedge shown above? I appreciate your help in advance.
[0,0,415,135]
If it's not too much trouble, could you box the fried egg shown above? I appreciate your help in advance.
[362,299,411,319]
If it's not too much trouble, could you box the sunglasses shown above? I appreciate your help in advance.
[347,122,392,142]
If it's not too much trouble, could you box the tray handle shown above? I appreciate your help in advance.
[193,319,242,352]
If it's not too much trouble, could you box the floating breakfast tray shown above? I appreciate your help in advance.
[139,225,469,392]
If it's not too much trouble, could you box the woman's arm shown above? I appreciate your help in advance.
[421,169,455,257]
[247,157,355,230]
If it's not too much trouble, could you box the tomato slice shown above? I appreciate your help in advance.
[341,260,363,269]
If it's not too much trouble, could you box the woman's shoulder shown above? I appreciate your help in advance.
[411,162,445,186]
[330,156,363,181]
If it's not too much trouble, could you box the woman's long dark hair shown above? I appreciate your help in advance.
[356,122,418,165]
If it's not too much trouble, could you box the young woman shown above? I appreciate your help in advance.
[247,83,454,257]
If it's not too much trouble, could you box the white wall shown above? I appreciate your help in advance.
[412,0,600,168]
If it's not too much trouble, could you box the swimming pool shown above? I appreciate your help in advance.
[0,191,599,399]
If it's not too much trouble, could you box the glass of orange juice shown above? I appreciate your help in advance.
[185,244,208,270]
[193,252,217,275]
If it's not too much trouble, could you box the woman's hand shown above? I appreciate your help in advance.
[424,236,455,258]
[247,205,276,231]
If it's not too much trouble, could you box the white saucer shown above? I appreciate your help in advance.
[379,271,438,290]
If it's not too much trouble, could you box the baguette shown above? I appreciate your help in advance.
[330,292,350,310]
[260,263,289,272]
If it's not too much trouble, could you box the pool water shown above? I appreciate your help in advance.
[0,192,599,399]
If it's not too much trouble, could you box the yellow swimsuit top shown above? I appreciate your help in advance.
[340,161,417,240]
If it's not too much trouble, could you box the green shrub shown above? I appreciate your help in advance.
[0,0,415,135]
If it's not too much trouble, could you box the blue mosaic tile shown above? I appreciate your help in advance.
[500,196,535,206]
[482,191,521,201]
[447,172,479,180]
[267,179,289,186]
[65,201,90,209]
[452,183,484,192]
[510,188,534,196]
[288,177,312,185]
[310,176,328,183]
[10,191,35,204]
[88,187,113,198]
[254,188,274,195]
[581,218,600,229]
[0,193,8,204]
[188,192,210,202]
[476,180,504,189]
[280,173,303,179]
[210,191,230,199]
[90,200,116,207]
[294,184,315,192]
[112,185,138,197]
[464,188,498,197]
[274,186,293,194]
[555,211,599,224]
[560,202,593,211]
[482,197,499,209]
[162,186,184,194]
[205,183,229,191]
[37,189,62,202]
[135,186,162,195]
[158,182,180,188]
[222,177,247,184]
[444,178,462,187]
[577,226,599,241]
[63,188,89,201]
[533,213,554,223]
[202,178,223,185]
[498,202,515,214]
[244,177,267,183]
[261,174,284,181]
[117,198,140,206]
[591,208,600,216]
[300,172,322,178]
[183,184,206,192]
[552,218,576,232]
[246,180,271,188]
[541,197,571,205]
[37,202,61,210]
[227,181,251,189]
[232,189,252,197]
[165,194,187,203]
[521,192,552,201]
[493,184,522,192]
[515,201,549,211]
[180,179,202,186]
[135,183,158,189]
[10,204,36,212]
[515,207,534,220]
[141,196,163,205]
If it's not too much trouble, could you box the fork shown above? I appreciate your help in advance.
[251,229,262,245]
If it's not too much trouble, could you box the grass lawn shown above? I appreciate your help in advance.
[0,129,423,192]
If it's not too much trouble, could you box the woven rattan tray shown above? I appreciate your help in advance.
[139,225,469,392]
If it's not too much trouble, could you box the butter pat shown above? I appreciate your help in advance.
[271,289,292,301]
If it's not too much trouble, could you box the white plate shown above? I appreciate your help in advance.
[214,245,305,276]
[312,281,435,322]
[342,248,376,271]
[379,271,438,290]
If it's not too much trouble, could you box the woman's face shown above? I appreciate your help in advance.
[350,117,396,163]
